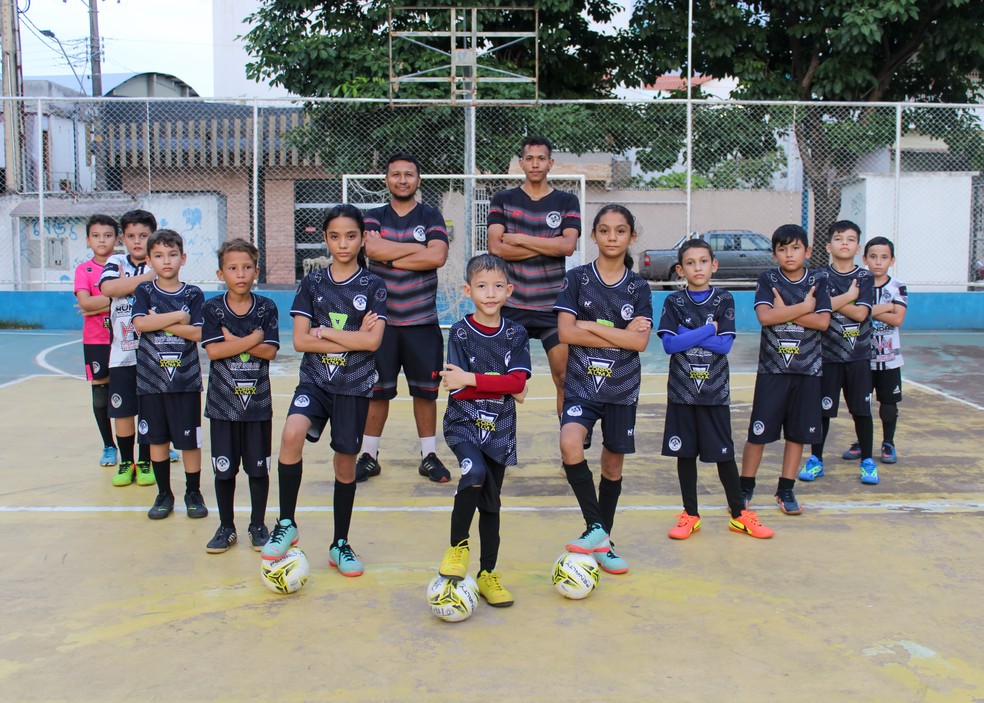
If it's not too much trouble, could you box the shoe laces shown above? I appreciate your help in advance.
[421,453,442,470]
[269,524,291,544]
[674,513,696,527]
[338,543,358,563]
[482,571,504,592]
[739,510,762,527]
[116,463,132,475]
[777,488,796,503]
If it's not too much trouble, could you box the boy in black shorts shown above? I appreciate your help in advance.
[741,224,831,516]
[201,239,280,553]
[798,221,876,485]
[132,230,207,520]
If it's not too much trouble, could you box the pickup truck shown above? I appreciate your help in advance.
[638,229,775,282]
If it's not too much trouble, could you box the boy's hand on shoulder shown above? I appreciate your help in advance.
[627,316,652,333]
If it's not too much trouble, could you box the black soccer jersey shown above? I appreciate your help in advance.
[657,288,736,406]
[822,265,874,363]
[99,253,149,368]
[132,281,205,395]
[291,267,388,397]
[487,187,581,312]
[754,268,832,376]
[202,293,280,422]
[364,203,448,326]
[443,317,532,466]
[554,263,653,405]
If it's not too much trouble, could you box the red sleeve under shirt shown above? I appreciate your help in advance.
[450,316,528,400]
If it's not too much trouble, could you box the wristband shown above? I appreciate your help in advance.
[316,327,322,339]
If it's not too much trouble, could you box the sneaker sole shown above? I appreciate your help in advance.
[419,469,450,483]
[775,499,802,515]
[861,476,880,485]
[186,510,209,519]
[597,563,629,575]
[668,520,701,540]
[136,477,156,486]
[148,509,173,520]
[881,457,897,464]
[329,561,364,577]
[206,541,235,554]
[438,570,466,582]
[797,471,823,482]
[565,543,607,554]
[481,595,514,607]
[261,537,299,561]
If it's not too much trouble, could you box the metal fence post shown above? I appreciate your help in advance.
[37,98,45,290]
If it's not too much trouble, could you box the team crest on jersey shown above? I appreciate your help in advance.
[841,323,860,349]
[586,357,614,392]
[353,295,367,311]
[504,351,511,366]
[627,281,637,294]
[546,211,562,228]
[688,364,710,393]
[329,312,348,329]
[621,304,634,321]
[158,352,182,381]
[560,277,569,291]
[320,352,349,381]
[475,411,499,443]
[777,339,801,367]
[413,226,427,242]
[375,287,387,301]
[581,272,590,286]
[456,327,468,340]
[234,380,258,410]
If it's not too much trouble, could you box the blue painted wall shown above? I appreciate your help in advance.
[2,289,982,331]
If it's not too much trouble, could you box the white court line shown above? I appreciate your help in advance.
[905,379,984,412]
[34,339,83,378]
[0,373,47,390]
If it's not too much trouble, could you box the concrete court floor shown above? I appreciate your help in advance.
[2,332,984,702]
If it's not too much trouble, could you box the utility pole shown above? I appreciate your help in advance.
[1,0,24,193]
[88,0,102,96]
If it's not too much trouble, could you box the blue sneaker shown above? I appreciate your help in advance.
[798,455,824,481]
[774,487,802,515]
[565,522,608,554]
[860,458,879,485]
[261,519,298,561]
[594,541,629,574]
[100,446,117,467]
[842,443,861,460]
[169,448,180,463]
[881,443,897,464]
[329,539,364,577]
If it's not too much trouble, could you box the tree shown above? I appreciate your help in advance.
[628,0,984,261]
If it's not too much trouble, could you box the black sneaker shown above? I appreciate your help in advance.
[355,452,382,482]
[206,525,237,554]
[774,487,802,515]
[418,452,451,483]
[248,523,270,551]
[148,493,175,520]
[184,490,209,519]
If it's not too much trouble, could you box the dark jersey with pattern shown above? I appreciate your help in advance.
[822,265,874,363]
[487,187,581,312]
[364,203,448,326]
[291,267,388,397]
[443,317,532,466]
[754,268,832,376]
[202,293,280,422]
[99,254,149,368]
[554,263,653,405]
[657,288,736,406]
[132,282,205,395]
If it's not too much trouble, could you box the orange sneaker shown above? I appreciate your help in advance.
[668,512,701,540]
[729,510,774,539]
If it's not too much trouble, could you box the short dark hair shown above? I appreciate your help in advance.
[86,214,119,238]
[385,151,421,174]
[465,253,510,283]
[148,229,183,255]
[827,220,861,239]
[217,238,259,268]
[678,238,714,265]
[772,224,809,251]
[520,135,553,157]
[864,236,895,257]
[119,209,157,233]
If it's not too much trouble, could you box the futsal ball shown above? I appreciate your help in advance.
[260,547,310,594]
[552,552,601,600]
[427,574,480,622]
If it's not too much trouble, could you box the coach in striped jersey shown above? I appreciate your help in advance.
[488,136,581,417]
[359,152,452,483]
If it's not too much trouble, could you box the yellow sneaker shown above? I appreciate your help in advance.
[439,540,469,581]
[477,569,514,608]
[112,461,135,487]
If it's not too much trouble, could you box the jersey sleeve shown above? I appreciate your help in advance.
[754,271,773,308]
[200,301,224,346]
[74,263,88,294]
[634,277,653,322]
[553,270,579,316]
[560,192,581,234]
[188,288,205,326]
[446,329,469,371]
[509,326,532,377]
[893,281,908,307]
[857,272,875,309]
[813,271,832,313]
[364,206,383,233]
[656,295,678,338]
[426,209,450,245]
[716,291,737,336]
[98,255,122,290]
[261,300,281,347]
[131,282,150,318]
[486,191,506,228]
[290,278,314,320]
[369,277,388,320]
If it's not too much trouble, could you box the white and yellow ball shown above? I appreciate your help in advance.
[427,574,480,622]
[260,547,310,594]
[552,552,600,600]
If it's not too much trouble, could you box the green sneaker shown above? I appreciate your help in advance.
[329,539,364,577]
[135,461,155,486]
[112,461,135,487]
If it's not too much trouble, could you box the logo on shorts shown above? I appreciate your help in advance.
[567,405,583,417]
[621,304,634,321]
[138,420,149,435]
[460,458,473,475]
[294,394,310,408]
[234,380,258,410]
[353,295,367,312]
[841,323,860,349]
[586,357,614,392]
[822,396,833,410]
[777,339,801,367]
[475,411,499,444]
[627,428,634,436]
[111,393,122,408]
[546,211,562,229]
[413,226,426,242]
[158,353,183,381]
[688,364,710,394]
[214,456,231,472]
[91,361,101,375]
[752,420,765,436]
[668,436,682,451]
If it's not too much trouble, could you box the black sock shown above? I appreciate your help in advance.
[117,434,135,465]
[853,413,874,460]
[450,486,481,546]
[880,403,898,445]
[248,475,269,526]
[676,457,699,517]
[185,471,201,493]
[332,479,356,545]
[777,476,795,492]
[740,475,756,492]
[562,460,604,528]
[153,459,171,497]
[717,459,744,518]
[215,477,236,528]
[92,385,115,448]
[478,508,500,574]
[812,417,830,462]
[598,476,622,534]
[277,460,302,524]
[138,442,151,464]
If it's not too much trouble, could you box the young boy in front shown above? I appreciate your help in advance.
[798,221,876,485]
[74,214,119,467]
[741,224,831,515]
[438,254,531,607]
[658,240,773,540]
[132,230,207,520]
[201,239,279,553]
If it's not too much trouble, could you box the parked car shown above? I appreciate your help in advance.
[638,230,776,282]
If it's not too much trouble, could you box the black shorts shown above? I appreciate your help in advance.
[83,344,110,382]
[209,419,272,479]
[561,399,637,454]
[108,365,139,418]
[820,359,872,418]
[662,403,735,462]
[371,324,443,400]
[872,367,903,404]
[503,307,561,353]
[287,383,369,455]
[451,442,506,513]
[747,374,822,445]
[137,392,202,449]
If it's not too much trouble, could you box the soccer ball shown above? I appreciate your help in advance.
[427,574,480,622]
[260,547,310,594]
[552,552,600,600]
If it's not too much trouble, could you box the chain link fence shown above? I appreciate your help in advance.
[1,96,981,292]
